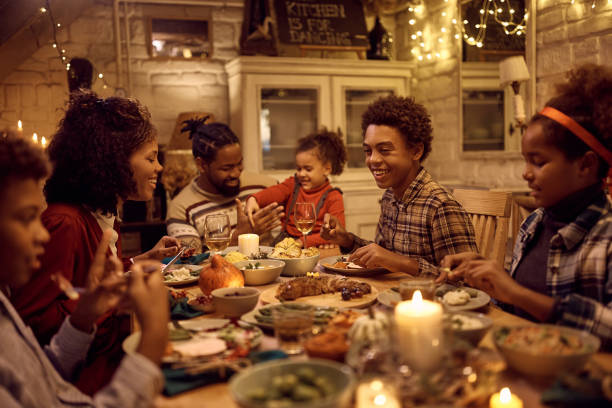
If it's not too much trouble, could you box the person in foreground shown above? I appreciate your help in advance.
[245,129,347,247]
[166,117,283,252]
[0,135,168,407]
[441,64,612,348]
[322,95,477,276]
[11,91,178,394]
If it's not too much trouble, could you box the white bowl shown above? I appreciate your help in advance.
[446,311,493,346]
[268,254,320,277]
[229,359,355,408]
[234,259,285,285]
[211,287,260,318]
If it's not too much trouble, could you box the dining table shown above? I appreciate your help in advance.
[154,248,612,408]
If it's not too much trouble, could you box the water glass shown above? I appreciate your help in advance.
[399,277,437,301]
[272,305,314,355]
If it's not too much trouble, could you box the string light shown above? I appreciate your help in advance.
[459,0,527,48]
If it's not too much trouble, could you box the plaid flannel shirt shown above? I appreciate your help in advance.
[350,168,477,276]
[509,192,612,348]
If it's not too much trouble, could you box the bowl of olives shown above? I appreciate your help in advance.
[229,359,355,408]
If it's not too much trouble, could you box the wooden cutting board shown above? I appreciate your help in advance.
[259,282,379,309]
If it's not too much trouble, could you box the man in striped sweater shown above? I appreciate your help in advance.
[166,118,282,253]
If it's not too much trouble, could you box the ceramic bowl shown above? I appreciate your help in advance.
[229,358,355,408]
[268,254,320,277]
[234,259,285,285]
[493,324,600,377]
[211,287,260,318]
[445,311,493,346]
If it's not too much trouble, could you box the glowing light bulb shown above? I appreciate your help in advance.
[441,27,447,32]
[41,136,47,147]
[455,34,460,39]
[52,43,57,48]
[411,34,417,40]
[417,31,422,36]
[417,55,423,61]
[57,23,61,28]
[442,11,447,17]
[452,18,457,24]
[17,120,22,131]
[463,19,468,24]
[98,73,104,79]
[409,19,416,25]
[480,9,485,14]
[40,7,47,13]
[32,133,38,143]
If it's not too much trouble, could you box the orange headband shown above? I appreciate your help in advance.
[539,107,612,166]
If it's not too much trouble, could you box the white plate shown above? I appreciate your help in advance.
[377,284,491,312]
[319,255,389,277]
[163,264,202,287]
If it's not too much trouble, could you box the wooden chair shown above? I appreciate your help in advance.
[452,189,512,266]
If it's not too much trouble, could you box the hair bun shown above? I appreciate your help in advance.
[182,116,211,139]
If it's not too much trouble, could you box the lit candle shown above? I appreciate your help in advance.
[238,233,259,257]
[394,290,443,372]
[41,136,47,148]
[489,387,523,408]
[356,379,400,408]
[32,132,38,144]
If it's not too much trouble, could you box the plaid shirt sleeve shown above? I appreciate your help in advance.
[553,293,612,348]
[419,200,478,276]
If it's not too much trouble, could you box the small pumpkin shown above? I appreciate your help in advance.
[198,254,244,295]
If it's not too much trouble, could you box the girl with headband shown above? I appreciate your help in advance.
[440,64,612,348]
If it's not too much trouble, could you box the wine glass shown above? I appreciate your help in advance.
[204,214,231,255]
[294,202,316,249]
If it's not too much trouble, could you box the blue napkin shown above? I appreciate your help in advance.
[162,252,210,266]
[162,350,288,397]
[168,295,204,320]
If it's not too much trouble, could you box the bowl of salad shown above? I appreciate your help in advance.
[234,259,285,286]
[494,324,601,377]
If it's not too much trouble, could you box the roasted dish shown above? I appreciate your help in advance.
[276,275,372,301]
[269,237,319,259]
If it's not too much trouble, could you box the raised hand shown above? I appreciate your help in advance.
[236,198,284,236]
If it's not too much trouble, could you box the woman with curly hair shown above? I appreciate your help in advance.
[11,90,180,394]
[322,95,477,276]
[245,128,347,247]
[441,64,612,348]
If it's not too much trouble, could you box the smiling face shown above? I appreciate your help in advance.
[521,122,598,208]
[197,143,243,196]
[363,124,423,199]
[127,139,163,201]
[0,179,50,289]
[295,148,331,191]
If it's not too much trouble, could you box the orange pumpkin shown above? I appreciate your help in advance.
[198,254,244,295]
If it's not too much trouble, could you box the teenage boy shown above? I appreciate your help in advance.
[322,95,477,276]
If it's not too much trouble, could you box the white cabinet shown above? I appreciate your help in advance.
[225,56,414,240]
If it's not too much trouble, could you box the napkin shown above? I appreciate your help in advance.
[541,379,611,407]
[169,295,204,320]
[162,350,288,396]
[162,252,210,266]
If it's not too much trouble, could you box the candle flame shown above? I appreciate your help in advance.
[411,289,423,304]
[373,394,387,405]
[17,120,22,130]
[500,387,511,403]
[32,133,38,143]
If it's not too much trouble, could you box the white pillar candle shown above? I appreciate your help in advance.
[238,233,259,257]
[355,379,400,408]
[489,387,523,408]
[394,290,443,372]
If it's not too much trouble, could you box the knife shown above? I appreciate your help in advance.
[162,246,187,274]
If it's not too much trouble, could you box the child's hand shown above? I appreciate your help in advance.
[245,196,260,228]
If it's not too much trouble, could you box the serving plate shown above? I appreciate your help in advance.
[319,255,389,277]
[241,303,339,330]
[259,281,378,309]
[377,284,490,312]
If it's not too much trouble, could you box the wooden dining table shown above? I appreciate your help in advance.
[155,248,612,407]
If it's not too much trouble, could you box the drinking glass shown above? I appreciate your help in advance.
[294,202,316,249]
[204,214,231,255]
[399,277,437,301]
[272,305,314,355]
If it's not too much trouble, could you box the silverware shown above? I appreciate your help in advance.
[162,247,186,274]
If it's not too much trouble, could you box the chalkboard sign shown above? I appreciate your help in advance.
[272,0,368,48]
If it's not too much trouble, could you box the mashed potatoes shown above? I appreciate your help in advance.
[443,289,471,306]
[224,251,249,263]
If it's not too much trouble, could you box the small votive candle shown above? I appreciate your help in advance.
[394,290,443,372]
[238,233,259,257]
[489,387,523,408]
[356,379,400,408]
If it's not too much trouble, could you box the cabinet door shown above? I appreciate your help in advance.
[331,77,406,168]
[244,74,331,171]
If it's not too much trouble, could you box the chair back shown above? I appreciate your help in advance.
[452,189,512,266]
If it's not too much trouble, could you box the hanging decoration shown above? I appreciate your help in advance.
[460,0,527,48]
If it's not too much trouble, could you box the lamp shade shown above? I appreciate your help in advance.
[499,56,530,87]
[167,112,214,150]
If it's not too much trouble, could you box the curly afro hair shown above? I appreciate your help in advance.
[530,64,612,179]
[296,128,347,175]
[0,134,50,196]
[361,95,433,162]
[44,90,155,215]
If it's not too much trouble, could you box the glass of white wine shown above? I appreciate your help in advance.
[294,202,316,249]
[204,214,231,255]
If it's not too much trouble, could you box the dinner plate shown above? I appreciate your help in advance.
[163,264,202,287]
[377,284,491,312]
[319,255,390,277]
[259,281,379,309]
[241,304,339,331]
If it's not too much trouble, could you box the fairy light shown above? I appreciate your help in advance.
[32,133,38,143]
[40,7,46,13]
[459,0,528,48]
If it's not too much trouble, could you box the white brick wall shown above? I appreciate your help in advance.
[0,1,242,144]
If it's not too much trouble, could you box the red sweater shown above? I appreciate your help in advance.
[11,203,130,395]
[251,177,345,247]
